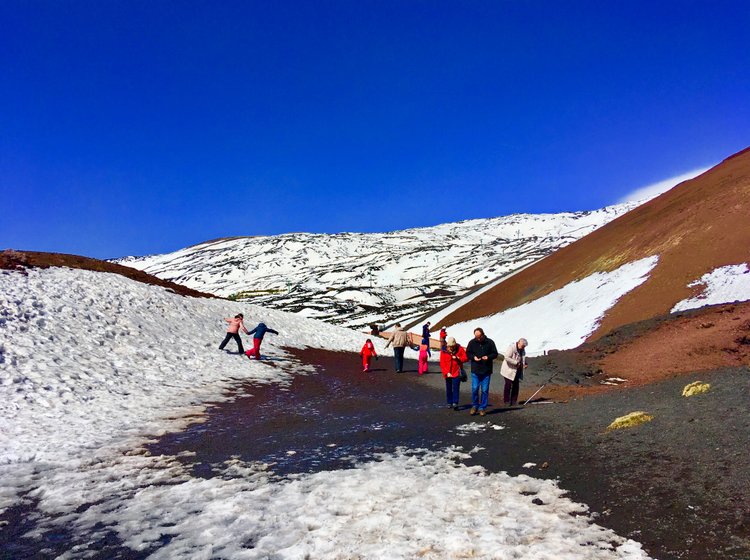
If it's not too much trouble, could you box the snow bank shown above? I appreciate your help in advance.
[446,256,659,356]
[671,263,750,312]
[0,267,383,509]
[36,447,650,559]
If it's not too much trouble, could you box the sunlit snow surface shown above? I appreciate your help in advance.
[39,448,650,560]
[447,256,660,355]
[114,204,637,329]
[0,268,652,558]
[671,262,750,312]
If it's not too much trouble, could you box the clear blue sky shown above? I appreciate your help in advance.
[2,1,748,259]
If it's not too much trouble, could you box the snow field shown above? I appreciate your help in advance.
[0,267,384,511]
[0,267,653,558]
[43,447,650,560]
[446,256,660,356]
[671,262,750,312]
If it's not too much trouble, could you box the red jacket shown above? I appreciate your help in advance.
[440,345,468,378]
[360,341,377,358]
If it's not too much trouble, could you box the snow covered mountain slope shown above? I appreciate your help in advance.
[114,204,637,330]
[437,146,750,348]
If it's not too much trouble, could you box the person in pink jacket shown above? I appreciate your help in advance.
[219,313,250,354]
[418,341,431,375]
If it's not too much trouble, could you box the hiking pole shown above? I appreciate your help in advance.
[523,371,560,406]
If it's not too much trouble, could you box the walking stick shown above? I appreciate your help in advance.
[523,371,560,406]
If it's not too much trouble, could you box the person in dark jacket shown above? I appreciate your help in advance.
[422,322,431,342]
[465,327,499,416]
[245,322,279,360]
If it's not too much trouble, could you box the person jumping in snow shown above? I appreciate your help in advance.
[219,313,250,353]
[360,339,378,372]
[245,321,279,360]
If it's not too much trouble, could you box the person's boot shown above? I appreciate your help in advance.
[469,407,478,416]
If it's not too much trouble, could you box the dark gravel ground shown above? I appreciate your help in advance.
[415,358,750,560]
[3,348,747,559]
[155,348,750,560]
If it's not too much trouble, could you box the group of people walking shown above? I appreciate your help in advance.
[218,313,279,360]
[383,322,529,415]
[219,312,527,414]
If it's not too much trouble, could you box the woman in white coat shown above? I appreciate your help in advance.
[500,338,528,406]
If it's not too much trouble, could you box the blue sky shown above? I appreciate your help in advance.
[1,1,748,259]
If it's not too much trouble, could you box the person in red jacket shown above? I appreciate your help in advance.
[439,326,448,343]
[440,337,468,410]
[360,339,378,372]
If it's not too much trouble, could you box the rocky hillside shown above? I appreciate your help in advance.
[114,204,637,330]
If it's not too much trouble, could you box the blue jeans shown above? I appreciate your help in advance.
[393,347,405,371]
[445,377,461,405]
[471,373,491,410]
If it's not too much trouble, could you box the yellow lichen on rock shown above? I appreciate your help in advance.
[682,381,711,397]
[607,411,654,431]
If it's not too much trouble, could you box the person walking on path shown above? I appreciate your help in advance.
[245,321,279,360]
[422,322,431,344]
[500,338,528,406]
[439,326,447,344]
[219,313,250,354]
[360,339,378,372]
[440,337,468,410]
[418,333,433,375]
[384,323,410,372]
[465,328,499,416]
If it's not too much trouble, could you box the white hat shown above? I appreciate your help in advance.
[446,336,457,346]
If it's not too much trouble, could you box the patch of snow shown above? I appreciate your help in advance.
[454,422,505,435]
[448,256,660,356]
[523,462,537,469]
[671,263,750,312]
[27,447,651,559]
[616,167,711,204]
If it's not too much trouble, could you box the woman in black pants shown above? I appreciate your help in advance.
[500,338,528,406]
[219,313,250,353]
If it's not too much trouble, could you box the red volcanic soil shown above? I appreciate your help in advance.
[598,301,750,382]
[441,146,750,342]
[0,249,216,299]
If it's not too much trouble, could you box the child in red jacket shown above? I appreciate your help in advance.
[360,339,378,372]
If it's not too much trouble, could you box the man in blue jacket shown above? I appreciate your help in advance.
[245,321,279,360]
[465,327,499,416]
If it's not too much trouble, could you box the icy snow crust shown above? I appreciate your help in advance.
[447,257,659,356]
[25,448,650,560]
[671,263,750,312]
[1,268,651,558]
